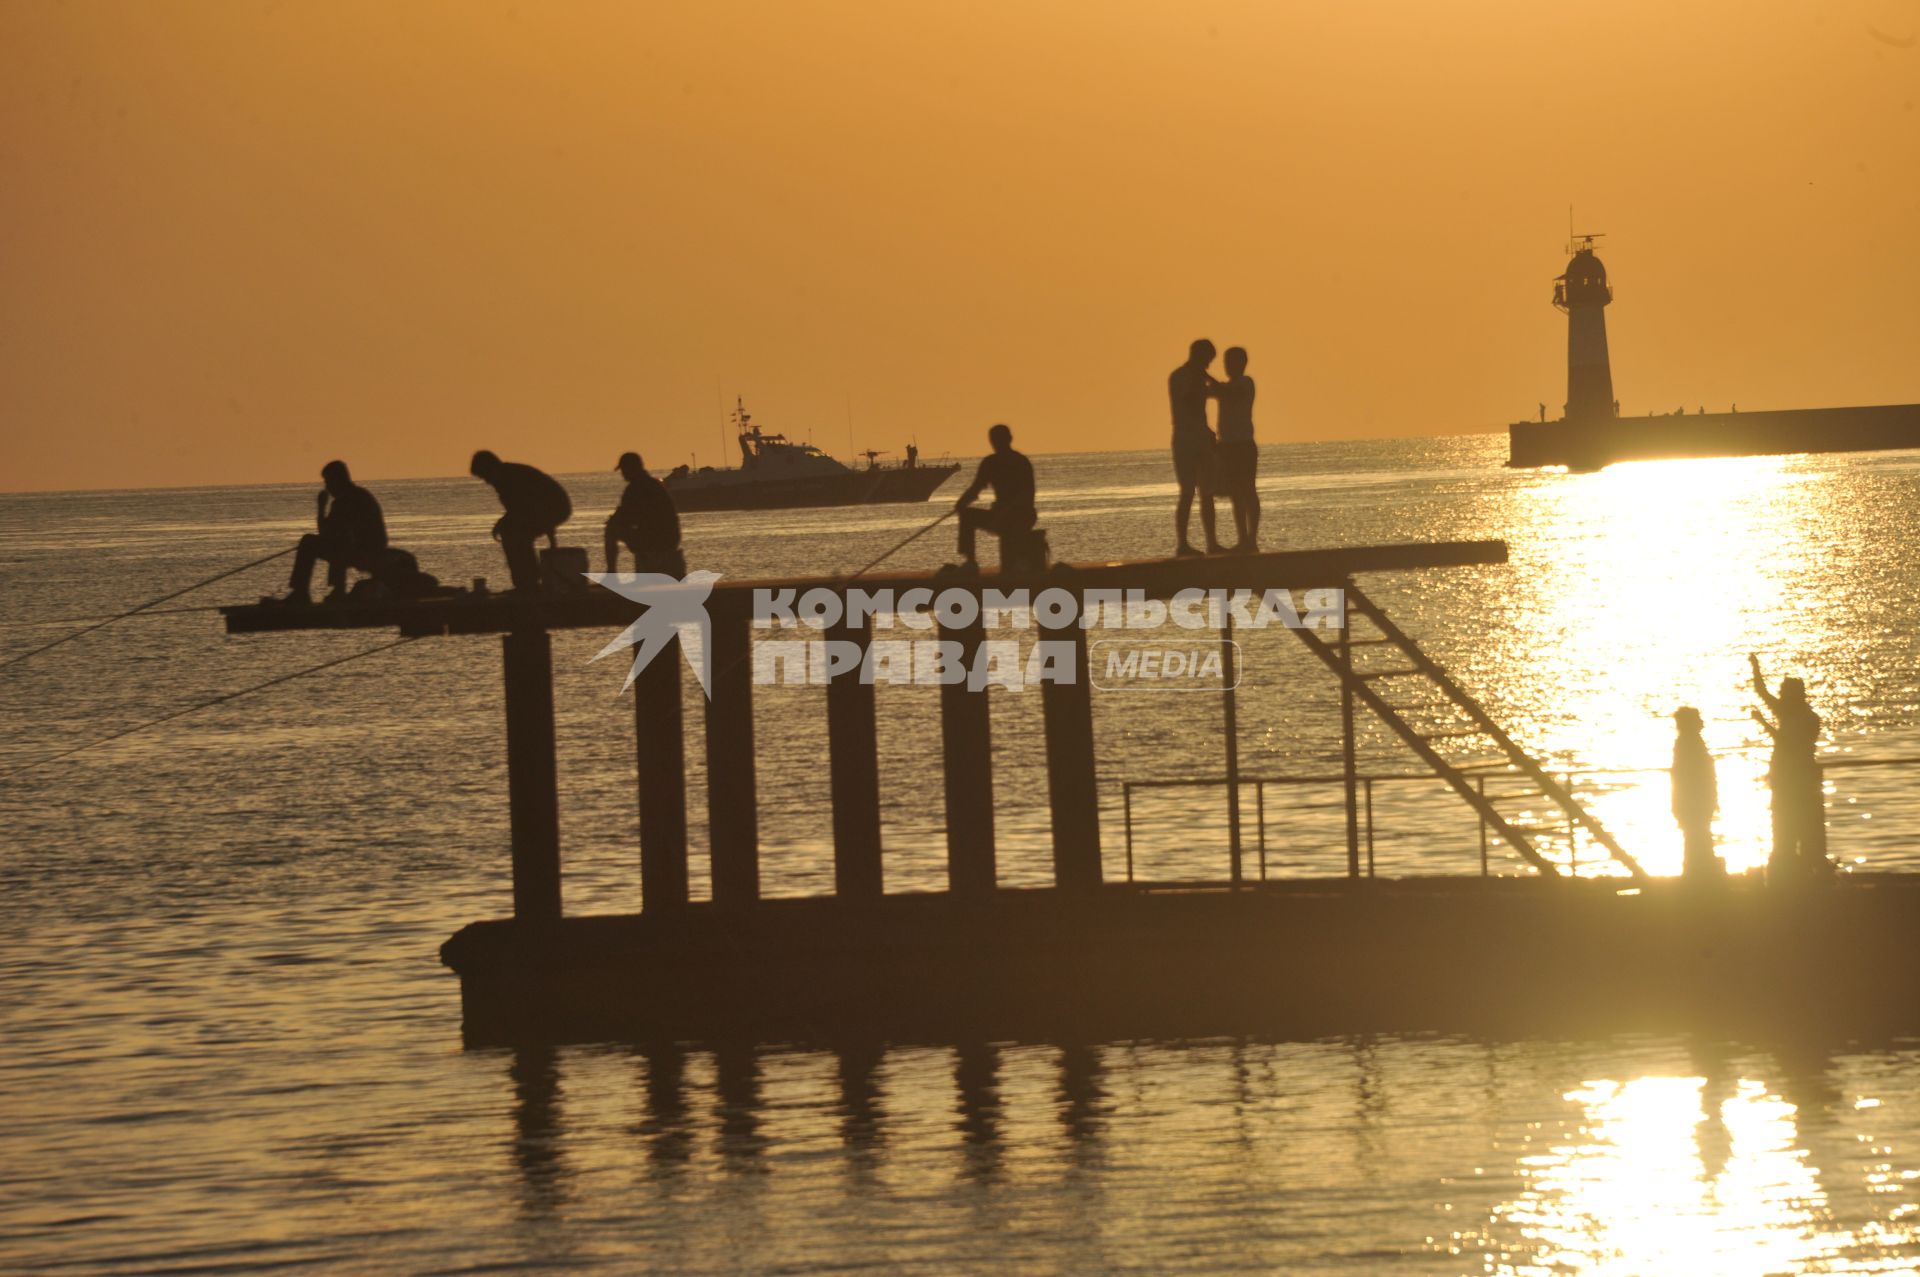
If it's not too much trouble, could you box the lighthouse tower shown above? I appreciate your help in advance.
[1553,235,1615,422]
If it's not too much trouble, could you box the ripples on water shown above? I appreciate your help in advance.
[3,437,1919,1271]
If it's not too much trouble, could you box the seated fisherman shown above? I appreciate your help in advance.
[953,424,1036,571]
[470,450,573,591]
[286,460,388,603]
[605,451,685,576]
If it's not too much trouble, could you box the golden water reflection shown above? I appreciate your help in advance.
[1483,1069,1917,1275]
[481,1037,1920,1274]
[1502,455,1850,877]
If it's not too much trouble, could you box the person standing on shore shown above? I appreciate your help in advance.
[1669,706,1722,879]
[1209,346,1260,553]
[1750,654,1831,883]
[1168,338,1223,557]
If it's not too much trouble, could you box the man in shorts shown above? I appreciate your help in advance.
[1168,338,1223,556]
[1209,346,1260,552]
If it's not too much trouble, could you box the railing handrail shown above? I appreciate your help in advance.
[1117,752,1920,791]
[1117,753,1920,884]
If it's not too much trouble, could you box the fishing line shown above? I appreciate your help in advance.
[0,547,294,672]
[0,635,419,777]
[847,507,956,580]
[0,604,237,631]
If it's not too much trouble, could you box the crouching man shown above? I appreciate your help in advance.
[470,450,572,591]
[605,451,685,576]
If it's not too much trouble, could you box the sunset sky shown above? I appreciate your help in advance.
[3,0,1916,492]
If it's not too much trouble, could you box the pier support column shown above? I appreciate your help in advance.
[938,616,996,896]
[1221,615,1243,886]
[503,626,561,923]
[635,632,688,912]
[1039,618,1102,892]
[705,598,760,906]
[826,616,883,900]
[1339,583,1360,880]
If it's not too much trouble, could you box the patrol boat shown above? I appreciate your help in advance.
[664,399,960,512]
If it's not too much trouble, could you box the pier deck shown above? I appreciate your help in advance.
[442,873,1920,1045]
[223,539,1920,1045]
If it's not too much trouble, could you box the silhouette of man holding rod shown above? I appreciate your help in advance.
[470,450,572,591]
[954,424,1035,572]
[1169,338,1224,557]
[604,452,684,576]
[1750,653,1830,882]
[285,460,387,604]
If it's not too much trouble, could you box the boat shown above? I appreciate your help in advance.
[664,399,961,512]
[1508,237,1920,468]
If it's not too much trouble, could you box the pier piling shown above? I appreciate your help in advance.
[827,616,884,900]
[938,617,997,896]
[705,597,760,906]
[1039,618,1101,891]
[502,626,562,923]
[635,632,689,912]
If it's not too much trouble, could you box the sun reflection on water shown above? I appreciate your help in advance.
[1483,1069,1918,1275]
[1503,455,1839,876]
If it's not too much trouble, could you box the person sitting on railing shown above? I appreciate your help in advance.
[1750,654,1832,883]
[1670,706,1723,879]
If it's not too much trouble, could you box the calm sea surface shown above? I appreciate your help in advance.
[3,436,1919,1273]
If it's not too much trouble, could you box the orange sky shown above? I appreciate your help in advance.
[2,0,1916,492]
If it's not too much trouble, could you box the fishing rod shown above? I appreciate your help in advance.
[848,507,956,580]
[0,604,236,631]
[0,547,293,672]
[1,635,418,777]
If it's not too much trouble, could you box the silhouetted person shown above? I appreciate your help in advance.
[1169,338,1223,556]
[604,452,684,576]
[471,450,572,591]
[1751,654,1830,882]
[1209,346,1260,552]
[285,460,387,604]
[953,424,1036,571]
[1670,706,1722,879]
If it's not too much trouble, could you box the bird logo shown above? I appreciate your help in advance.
[585,570,723,695]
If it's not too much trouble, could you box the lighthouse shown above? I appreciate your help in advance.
[1553,235,1615,422]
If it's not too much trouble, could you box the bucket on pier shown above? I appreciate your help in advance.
[1005,527,1049,573]
[539,546,591,594]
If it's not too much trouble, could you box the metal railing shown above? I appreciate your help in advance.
[1118,754,1920,883]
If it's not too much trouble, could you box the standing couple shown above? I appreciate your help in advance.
[1168,338,1261,556]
